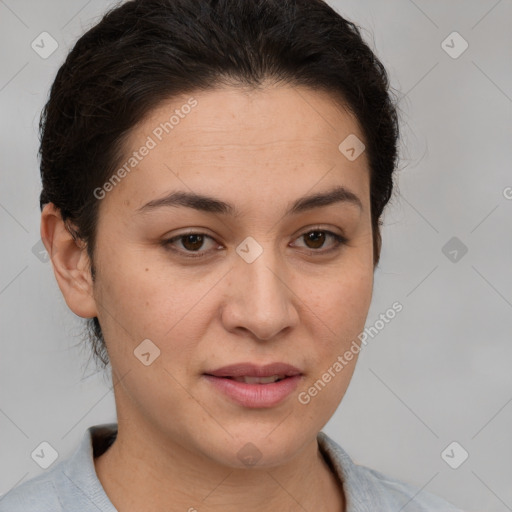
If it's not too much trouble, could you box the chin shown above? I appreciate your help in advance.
[203,425,314,470]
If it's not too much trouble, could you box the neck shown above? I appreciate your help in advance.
[94,422,345,512]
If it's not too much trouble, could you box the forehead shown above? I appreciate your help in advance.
[102,84,370,216]
[136,84,364,148]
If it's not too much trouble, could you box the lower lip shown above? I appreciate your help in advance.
[203,375,302,408]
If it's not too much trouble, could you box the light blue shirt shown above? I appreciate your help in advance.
[0,423,463,511]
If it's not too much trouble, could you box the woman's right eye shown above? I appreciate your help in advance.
[161,232,219,258]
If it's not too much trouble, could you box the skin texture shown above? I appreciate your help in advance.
[41,83,376,512]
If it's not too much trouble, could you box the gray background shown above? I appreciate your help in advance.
[1,1,511,510]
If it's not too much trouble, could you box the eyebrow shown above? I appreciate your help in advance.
[136,185,363,217]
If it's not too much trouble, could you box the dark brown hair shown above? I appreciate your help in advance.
[39,0,401,370]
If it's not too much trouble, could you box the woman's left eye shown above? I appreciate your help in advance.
[161,229,347,258]
[291,229,348,253]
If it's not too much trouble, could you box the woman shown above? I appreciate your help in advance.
[0,0,464,510]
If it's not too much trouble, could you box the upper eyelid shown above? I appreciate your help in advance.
[164,228,345,252]
[166,226,343,241]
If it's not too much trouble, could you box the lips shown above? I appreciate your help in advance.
[203,362,304,407]
[203,363,303,408]
[204,362,303,379]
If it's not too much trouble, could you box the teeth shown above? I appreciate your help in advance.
[232,375,284,384]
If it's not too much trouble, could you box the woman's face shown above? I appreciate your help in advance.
[88,84,374,467]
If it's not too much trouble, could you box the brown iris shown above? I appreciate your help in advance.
[181,234,205,251]
[303,231,326,249]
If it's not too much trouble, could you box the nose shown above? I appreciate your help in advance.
[221,242,299,341]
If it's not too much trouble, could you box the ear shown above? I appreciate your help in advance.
[41,203,98,319]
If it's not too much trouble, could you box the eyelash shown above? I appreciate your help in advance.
[161,228,348,259]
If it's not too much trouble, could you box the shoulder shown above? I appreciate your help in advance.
[347,463,463,511]
[317,431,465,512]
[0,465,63,511]
[0,423,118,512]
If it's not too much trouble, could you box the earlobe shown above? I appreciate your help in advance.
[40,203,99,319]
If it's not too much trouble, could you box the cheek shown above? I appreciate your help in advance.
[296,271,371,415]
[92,244,162,345]
[303,264,373,342]
[295,263,372,402]
[93,247,213,368]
